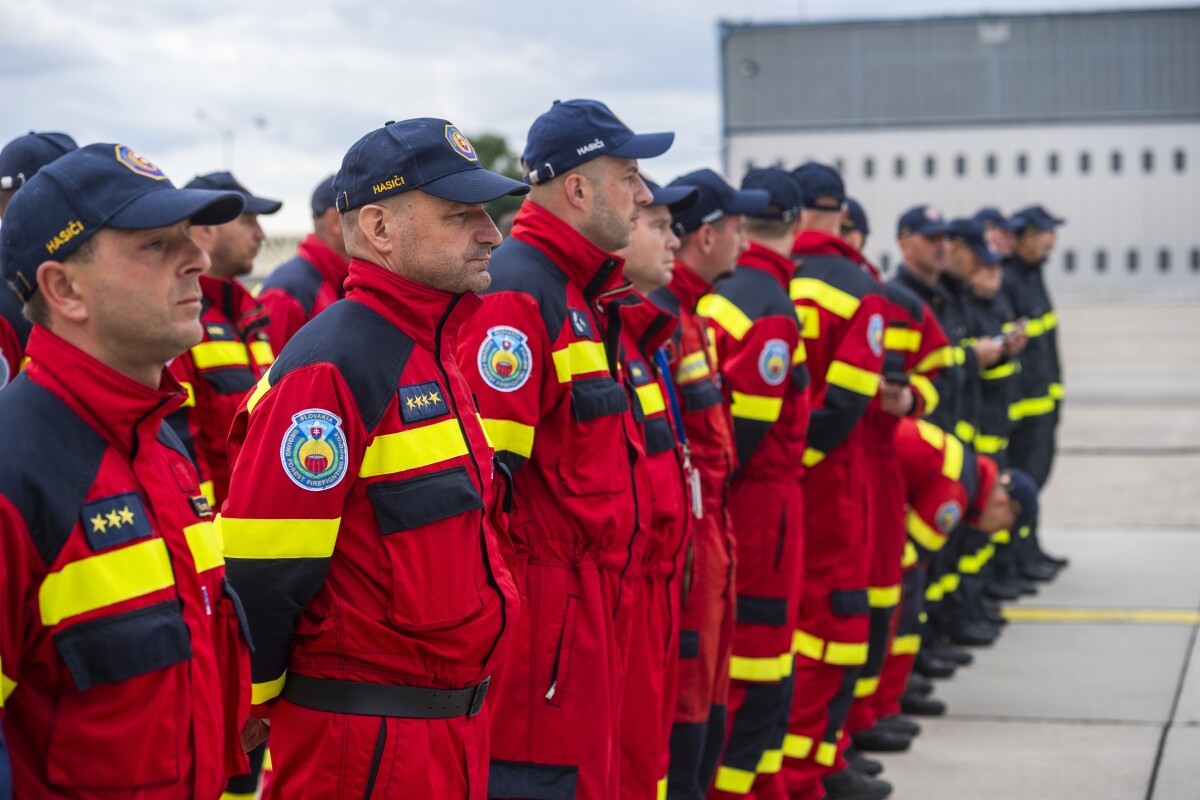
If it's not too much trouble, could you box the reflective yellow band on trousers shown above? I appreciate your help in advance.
[784,734,838,764]
[758,748,783,775]
[793,630,868,666]
[1010,395,1056,420]
[482,418,535,458]
[185,521,224,572]
[868,585,901,608]
[790,278,860,319]
[974,433,1008,454]
[697,293,752,340]
[730,651,794,682]
[219,516,340,559]
[731,391,783,422]
[902,541,919,568]
[552,340,609,382]
[657,777,668,800]
[803,448,825,468]
[39,538,175,626]
[991,528,1012,544]
[854,675,880,698]
[955,420,976,443]
[715,765,757,794]
[220,792,256,800]
[891,634,921,655]
[360,418,468,476]
[252,671,287,704]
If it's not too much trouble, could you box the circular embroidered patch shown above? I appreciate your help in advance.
[477,326,532,392]
[280,409,348,491]
[935,500,963,534]
[445,125,479,162]
[867,313,885,358]
[758,338,789,386]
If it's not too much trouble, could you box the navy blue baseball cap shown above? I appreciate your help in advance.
[841,197,870,237]
[644,176,698,212]
[1012,204,1065,231]
[668,169,769,235]
[335,118,528,212]
[790,162,845,210]
[185,171,282,215]
[1005,467,1040,531]
[522,99,674,186]
[897,204,950,238]
[741,167,803,222]
[947,218,1001,265]
[1,143,244,302]
[973,206,1007,228]
[311,174,336,216]
[0,132,78,191]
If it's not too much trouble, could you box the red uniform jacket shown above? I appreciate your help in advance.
[0,327,250,798]
[220,260,519,712]
[167,275,274,508]
[896,418,978,556]
[256,233,350,349]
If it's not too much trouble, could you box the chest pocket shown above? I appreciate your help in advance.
[192,338,257,395]
[557,378,630,495]
[368,465,487,630]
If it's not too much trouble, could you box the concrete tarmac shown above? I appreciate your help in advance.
[878,305,1200,800]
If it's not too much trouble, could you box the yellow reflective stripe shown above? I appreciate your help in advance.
[991,528,1012,544]
[180,381,196,408]
[925,582,945,602]
[552,339,609,382]
[790,278,860,319]
[793,630,867,665]
[249,339,275,367]
[185,521,223,572]
[802,448,825,468]
[891,634,921,655]
[940,573,961,593]
[792,339,807,365]
[657,777,667,800]
[792,629,824,661]
[815,742,838,766]
[1043,311,1058,331]
[916,345,954,373]
[475,413,492,448]
[907,509,947,553]
[199,480,215,507]
[731,391,783,423]
[795,305,820,339]
[883,328,921,352]
[192,340,251,369]
[955,420,976,443]
[902,541,919,568]
[697,293,753,341]
[360,418,468,477]
[1049,382,1064,400]
[982,361,1017,380]
[218,515,340,559]
[1025,317,1046,337]
[264,747,274,771]
[910,374,938,415]
[39,538,175,626]
[636,383,666,416]
[953,346,967,365]
[252,671,287,705]
[915,418,945,449]
[974,433,1007,454]
[868,584,901,608]
[715,765,756,794]
[784,733,814,759]
[729,651,794,682]
[221,792,257,800]
[943,434,964,480]
[481,418,534,458]
[1,662,16,706]
[676,351,711,382]
[854,675,880,698]
[958,553,983,574]
[1010,395,1056,420]
[758,748,783,775]
[246,372,272,414]
[826,360,881,397]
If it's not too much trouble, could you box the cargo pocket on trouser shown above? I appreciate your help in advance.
[46,600,193,788]
[545,594,580,707]
[362,718,387,799]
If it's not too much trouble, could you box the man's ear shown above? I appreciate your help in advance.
[356,204,394,256]
[562,172,590,212]
[37,260,88,323]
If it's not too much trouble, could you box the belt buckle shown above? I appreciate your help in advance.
[468,676,490,717]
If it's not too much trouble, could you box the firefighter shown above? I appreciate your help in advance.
[783,162,891,800]
[0,131,78,388]
[455,99,673,800]
[256,175,351,349]
[219,118,526,799]
[0,142,252,798]
[700,166,808,800]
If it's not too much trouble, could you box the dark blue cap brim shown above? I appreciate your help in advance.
[915,221,951,236]
[728,188,771,216]
[241,195,283,215]
[108,188,246,230]
[608,131,675,161]
[421,168,530,205]
[650,183,698,212]
[971,242,1002,265]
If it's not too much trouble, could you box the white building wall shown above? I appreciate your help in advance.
[726,122,1200,303]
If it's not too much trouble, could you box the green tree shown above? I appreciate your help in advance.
[470,132,525,224]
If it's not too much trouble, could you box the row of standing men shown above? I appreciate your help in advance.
[0,98,1063,800]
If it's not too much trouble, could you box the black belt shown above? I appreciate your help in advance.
[282,673,490,719]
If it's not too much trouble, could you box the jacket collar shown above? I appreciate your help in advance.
[738,241,796,289]
[343,258,480,354]
[894,265,949,306]
[791,229,864,262]
[25,326,186,456]
[619,292,677,359]
[509,201,630,300]
[664,258,712,312]
[297,234,351,300]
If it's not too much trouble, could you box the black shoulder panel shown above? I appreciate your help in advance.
[714,268,794,321]
[884,282,926,322]
[484,239,570,342]
[797,254,882,299]
[648,286,681,317]
[156,420,193,463]
[0,375,107,565]
[269,300,414,432]
[259,256,323,316]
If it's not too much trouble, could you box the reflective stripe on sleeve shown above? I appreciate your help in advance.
[245,373,273,414]
[943,434,964,480]
[955,420,976,444]
[218,516,340,559]
[39,538,175,626]
[731,391,783,423]
[697,293,753,340]
[974,433,1008,454]
[790,278,861,319]
[907,509,948,553]
[910,374,938,415]
[916,345,955,373]
[891,634,921,655]
[826,360,881,397]
[982,361,1017,380]
[1010,395,1056,421]
[552,340,608,382]
[1049,381,1064,400]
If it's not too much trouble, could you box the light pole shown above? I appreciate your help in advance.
[196,108,268,171]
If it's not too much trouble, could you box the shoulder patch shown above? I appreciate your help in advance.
[935,500,963,534]
[280,409,349,491]
[567,308,594,339]
[204,322,235,341]
[399,381,450,424]
[82,492,153,551]
[478,326,533,392]
[758,338,790,386]
[867,313,885,357]
[626,358,652,387]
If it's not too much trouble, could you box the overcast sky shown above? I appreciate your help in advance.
[1,0,1187,234]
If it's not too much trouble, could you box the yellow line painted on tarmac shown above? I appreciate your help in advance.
[1003,607,1200,625]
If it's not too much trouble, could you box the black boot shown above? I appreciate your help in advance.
[874,714,920,737]
[914,650,956,679]
[852,726,913,753]
[845,744,884,777]
[985,579,1021,601]
[948,620,999,647]
[907,672,934,696]
[900,690,947,716]
[823,767,893,800]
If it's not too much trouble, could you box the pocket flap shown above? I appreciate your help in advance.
[368,466,484,534]
[54,600,192,692]
[570,378,628,423]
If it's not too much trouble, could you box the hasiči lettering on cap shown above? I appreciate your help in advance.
[114,144,167,181]
[446,126,478,162]
[575,138,605,157]
[372,175,406,195]
[45,219,85,255]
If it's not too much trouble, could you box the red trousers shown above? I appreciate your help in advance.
[870,561,925,722]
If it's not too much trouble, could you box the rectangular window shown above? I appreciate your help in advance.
[1080,151,1091,174]
[1158,249,1170,272]
[1016,153,1028,175]
[924,156,936,177]
[894,156,905,179]
[1111,151,1123,174]
[1176,149,1188,173]
[1063,250,1075,273]
[1143,150,1154,174]
[864,157,874,179]
[955,155,966,176]
[1047,152,1059,174]
[985,154,997,176]
[1095,249,1106,272]
[1126,249,1138,272]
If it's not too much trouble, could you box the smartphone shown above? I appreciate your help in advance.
[883,371,910,386]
